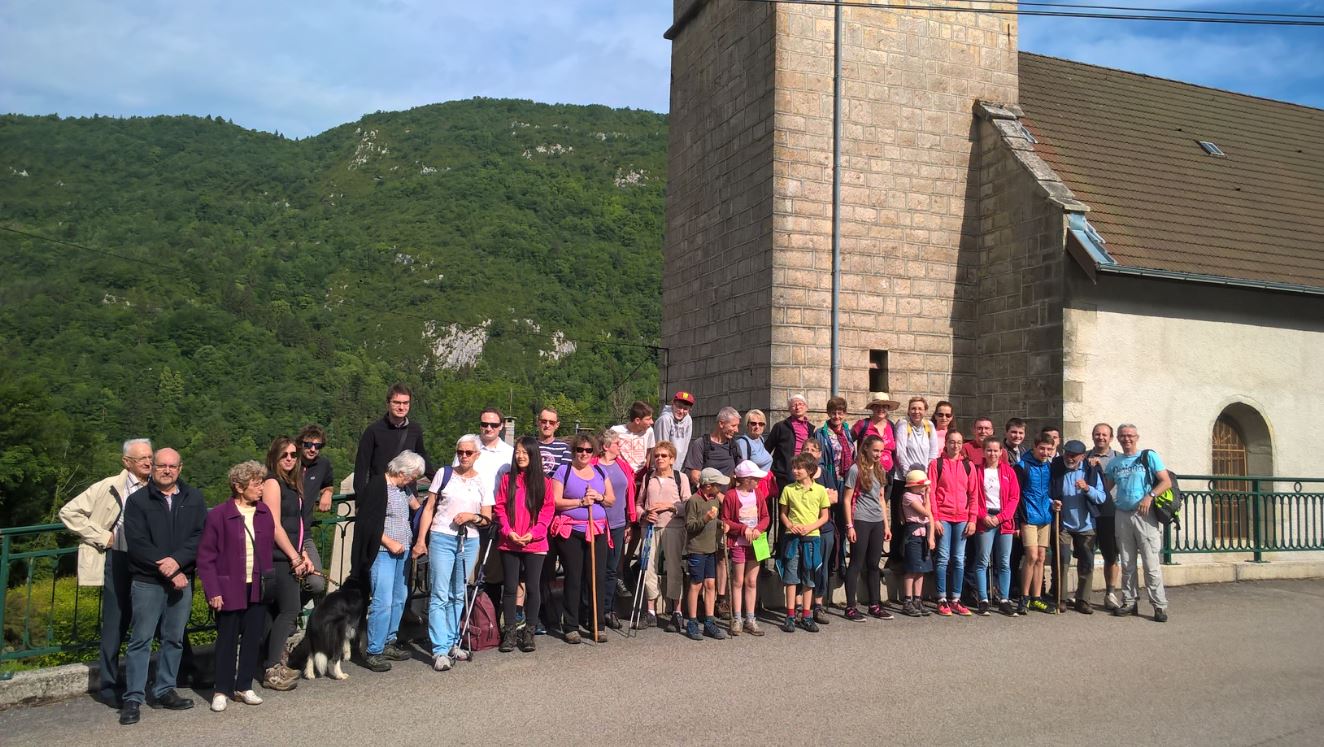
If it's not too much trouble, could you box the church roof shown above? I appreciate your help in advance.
[1017,52,1324,293]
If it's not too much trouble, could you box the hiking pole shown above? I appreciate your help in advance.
[1053,511,1062,615]
[587,493,601,644]
[460,521,495,658]
[629,524,654,635]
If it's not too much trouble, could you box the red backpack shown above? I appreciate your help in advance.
[462,592,501,651]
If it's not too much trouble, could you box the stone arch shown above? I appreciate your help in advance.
[1214,401,1273,478]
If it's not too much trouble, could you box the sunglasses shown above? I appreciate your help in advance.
[455,449,477,457]
[280,451,297,459]
[748,422,766,427]
[573,447,594,454]
[479,422,502,429]
[935,413,954,418]
[301,441,324,450]
[539,419,558,425]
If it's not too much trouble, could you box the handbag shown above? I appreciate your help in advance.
[243,522,279,605]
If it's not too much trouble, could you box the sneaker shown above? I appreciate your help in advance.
[210,694,227,712]
[563,630,582,644]
[1000,600,1017,617]
[615,579,630,598]
[361,654,391,673]
[685,619,704,641]
[901,600,922,617]
[262,664,299,689]
[744,618,765,636]
[1104,592,1120,611]
[605,612,622,630]
[813,606,831,625]
[703,619,728,640]
[382,642,411,661]
[1028,599,1049,613]
[780,615,797,633]
[843,606,864,622]
[1076,598,1094,615]
[1113,603,1137,617]
[234,690,262,705]
[645,611,658,628]
[534,622,547,636]
[432,654,453,672]
[1015,598,1028,616]
[799,616,820,633]
[448,645,471,662]
[937,601,953,617]
[666,611,683,633]
[951,600,973,617]
[976,601,991,617]
[515,607,525,625]
[1154,607,1168,623]
[868,603,894,620]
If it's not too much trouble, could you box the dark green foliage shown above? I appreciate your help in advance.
[0,99,667,524]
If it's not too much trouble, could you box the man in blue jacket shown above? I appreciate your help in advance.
[119,448,207,726]
[1051,440,1106,614]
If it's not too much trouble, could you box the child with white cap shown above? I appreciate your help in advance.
[900,469,936,617]
[722,460,771,635]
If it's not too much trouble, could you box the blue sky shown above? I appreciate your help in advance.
[1,1,1320,137]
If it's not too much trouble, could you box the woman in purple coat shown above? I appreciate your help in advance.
[197,460,275,712]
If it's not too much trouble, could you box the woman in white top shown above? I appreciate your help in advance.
[414,435,494,671]
[638,440,691,632]
[891,396,941,566]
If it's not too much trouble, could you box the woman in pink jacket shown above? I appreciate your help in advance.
[494,436,556,653]
[971,438,1022,617]
[926,431,978,617]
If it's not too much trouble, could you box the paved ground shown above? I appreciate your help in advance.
[5,579,1322,746]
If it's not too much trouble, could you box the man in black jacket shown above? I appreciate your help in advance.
[119,448,206,725]
[353,383,435,496]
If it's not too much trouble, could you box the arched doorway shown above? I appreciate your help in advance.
[1210,404,1273,545]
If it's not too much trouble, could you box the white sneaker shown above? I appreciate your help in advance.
[210,694,228,712]
[448,645,470,662]
[1105,592,1120,611]
[432,654,453,672]
[234,690,263,705]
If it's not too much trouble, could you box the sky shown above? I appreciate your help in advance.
[1,1,1321,138]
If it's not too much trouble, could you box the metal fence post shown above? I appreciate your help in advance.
[0,535,10,680]
[1162,520,1173,565]
[1251,479,1264,563]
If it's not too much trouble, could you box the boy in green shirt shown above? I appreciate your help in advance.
[683,468,729,641]
[778,453,830,632]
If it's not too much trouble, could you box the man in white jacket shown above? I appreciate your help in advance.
[653,391,695,468]
[58,437,153,707]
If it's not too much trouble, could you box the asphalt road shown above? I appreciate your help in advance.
[5,579,1322,746]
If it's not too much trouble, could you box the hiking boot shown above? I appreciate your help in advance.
[1104,592,1120,611]
[843,606,864,622]
[432,654,453,672]
[1000,600,1017,617]
[798,616,820,633]
[382,642,411,661]
[1015,598,1029,616]
[1113,603,1137,617]
[262,664,300,689]
[615,579,630,598]
[361,655,391,673]
[1028,599,1050,613]
[744,618,765,636]
[976,601,991,617]
[868,603,894,620]
[813,606,831,625]
[563,630,582,644]
[1154,607,1169,623]
[516,624,536,652]
[951,600,973,617]
[498,626,517,653]
[605,612,622,630]
[901,600,921,617]
[1076,598,1094,615]
[644,611,658,628]
[715,597,731,619]
[937,601,953,617]
[917,599,932,616]
[780,615,797,633]
[728,620,741,636]
[685,619,704,641]
[703,619,727,640]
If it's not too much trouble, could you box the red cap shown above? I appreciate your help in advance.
[672,390,695,405]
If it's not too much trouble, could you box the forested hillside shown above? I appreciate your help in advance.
[0,99,667,525]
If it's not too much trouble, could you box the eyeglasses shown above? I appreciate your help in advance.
[154,463,181,471]
[280,451,297,459]
[538,419,558,426]
[125,455,153,463]
[455,449,477,457]
[573,447,594,454]
[479,422,502,429]
[301,441,324,450]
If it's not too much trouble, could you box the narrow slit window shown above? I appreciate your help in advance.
[869,350,889,393]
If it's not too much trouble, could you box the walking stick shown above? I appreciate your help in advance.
[1053,510,1062,615]
[587,497,600,643]
[629,524,654,634]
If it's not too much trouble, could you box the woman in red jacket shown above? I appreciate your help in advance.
[494,437,556,653]
[197,460,274,713]
[971,438,1022,617]
[721,460,771,636]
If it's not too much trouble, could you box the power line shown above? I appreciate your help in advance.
[944,0,1324,20]
[1,222,664,352]
[740,0,1324,25]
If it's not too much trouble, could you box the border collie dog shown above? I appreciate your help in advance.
[297,576,365,680]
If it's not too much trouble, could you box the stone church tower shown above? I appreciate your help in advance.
[662,0,1021,423]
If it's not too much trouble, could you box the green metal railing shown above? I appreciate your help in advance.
[0,495,357,679]
[1162,475,1324,564]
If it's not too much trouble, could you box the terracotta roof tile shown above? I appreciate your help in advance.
[1017,52,1324,290]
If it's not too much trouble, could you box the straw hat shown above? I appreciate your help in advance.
[867,391,901,410]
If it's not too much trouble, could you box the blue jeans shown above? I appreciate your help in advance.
[934,521,968,600]
[975,528,1015,602]
[366,549,407,655]
[813,520,836,598]
[123,579,192,704]
[428,532,478,656]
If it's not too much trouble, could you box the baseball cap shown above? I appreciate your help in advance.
[699,467,731,486]
[733,460,767,480]
[672,391,695,405]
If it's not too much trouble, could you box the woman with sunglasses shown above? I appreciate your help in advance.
[414,435,494,671]
[892,397,942,570]
[550,433,616,643]
[932,401,956,447]
[736,409,778,544]
[259,436,310,692]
